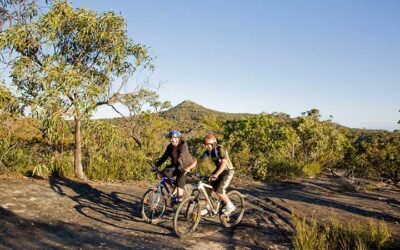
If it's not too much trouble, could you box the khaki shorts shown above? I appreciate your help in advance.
[211,170,234,194]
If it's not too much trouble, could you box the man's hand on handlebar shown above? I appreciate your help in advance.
[209,174,218,181]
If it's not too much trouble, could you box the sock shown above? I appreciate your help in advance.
[227,201,234,208]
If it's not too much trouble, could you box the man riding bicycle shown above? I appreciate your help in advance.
[152,130,196,202]
[199,134,236,215]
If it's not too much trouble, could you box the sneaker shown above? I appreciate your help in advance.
[222,204,236,215]
[201,204,210,216]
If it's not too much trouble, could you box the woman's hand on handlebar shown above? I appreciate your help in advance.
[182,159,197,175]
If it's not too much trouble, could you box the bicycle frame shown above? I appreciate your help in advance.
[159,176,176,197]
[194,180,221,215]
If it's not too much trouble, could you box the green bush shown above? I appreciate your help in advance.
[268,162,302,179]
[302,163,321,177]
[224,115,300,181]
[82,120,159,181]
[0,139,35,175]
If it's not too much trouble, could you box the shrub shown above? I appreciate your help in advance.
[302,163,321,177]
[292,212,393,250]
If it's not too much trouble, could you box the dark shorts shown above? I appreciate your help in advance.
[163,166,187,189]
[211,170,234,194]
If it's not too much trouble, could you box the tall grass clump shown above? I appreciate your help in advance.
[292,212,393,250]
[292,213,327,250]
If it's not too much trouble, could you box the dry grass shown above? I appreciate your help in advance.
[292,212,393,250]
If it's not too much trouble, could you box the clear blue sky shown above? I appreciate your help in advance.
[69,0,400,130]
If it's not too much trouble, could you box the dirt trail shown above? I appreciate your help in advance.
[0,176,399,249]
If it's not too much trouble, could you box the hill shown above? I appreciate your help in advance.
[161,100,250,120]
[159,100,253,133]
[106,100,389,139]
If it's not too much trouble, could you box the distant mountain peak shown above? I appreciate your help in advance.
[175,100,206,109]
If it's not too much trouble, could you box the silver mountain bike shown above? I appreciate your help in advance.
[173,173,245,238]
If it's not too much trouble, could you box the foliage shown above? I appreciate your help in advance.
[301,163,321,177]
[293,117,348,170]
[0,84,19,113]
[82,119,168,181]
[0,0,153,179]
[292,212,327,250]
[0,94,399,182]
[118,89,171,148]
[292,212,393,250]
[223,114,300,180]
[345,132,400,181]
[0,0,38,31]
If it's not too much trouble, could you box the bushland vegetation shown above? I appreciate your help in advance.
[0,1,399,184]
[1,2,399,248]
[292,212,393,250]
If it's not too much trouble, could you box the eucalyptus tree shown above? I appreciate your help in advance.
[0,83,18,112]
[1,0,42,68]
[1,0,41,108]
[118,89,171,148]
[0,1,153,179]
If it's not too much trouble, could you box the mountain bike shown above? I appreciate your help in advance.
[141,169,189,223]
[173,173,245,237]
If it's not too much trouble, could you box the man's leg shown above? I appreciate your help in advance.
[177,187,184,198]
[215,171,235,214]
[217,193,231,205]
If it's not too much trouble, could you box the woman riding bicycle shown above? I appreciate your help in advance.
[151,130,196,202]
[199,134,236,215]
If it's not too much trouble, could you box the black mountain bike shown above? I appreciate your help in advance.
[141,170,189,223]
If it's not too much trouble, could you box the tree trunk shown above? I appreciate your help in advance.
[74,116,86,180]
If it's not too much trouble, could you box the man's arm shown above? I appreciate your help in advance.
[211,159,228,178]
[210,148,228,179]
[199,151,208,162]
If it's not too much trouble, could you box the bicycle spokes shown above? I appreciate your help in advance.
[173,196,201,237]
[142,189,166,223]
[219,190,245,228]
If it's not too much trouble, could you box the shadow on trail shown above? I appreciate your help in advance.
[307,180,400,206]
[0,207,177,249]
[238,181,400,223]
[48,177,174,237]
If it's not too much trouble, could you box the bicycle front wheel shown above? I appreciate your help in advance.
[219,190,245,228]
[141,188,166,223]
[173,196,202,238]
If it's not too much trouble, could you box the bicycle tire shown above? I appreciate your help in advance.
[141,188,166,223]
[219,190,245,228]
[173,196,202,238]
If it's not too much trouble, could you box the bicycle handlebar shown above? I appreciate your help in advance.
[151,166,210,182]
[186,172,209,182]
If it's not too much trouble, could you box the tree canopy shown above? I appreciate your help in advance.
[0,0,153,179]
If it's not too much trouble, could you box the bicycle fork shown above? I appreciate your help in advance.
[197,183,221,216]
[151,185,163,209]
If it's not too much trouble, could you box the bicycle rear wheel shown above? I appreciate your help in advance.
[141,188,166,223]
[173,196,202,238]
[219,190,245,228]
